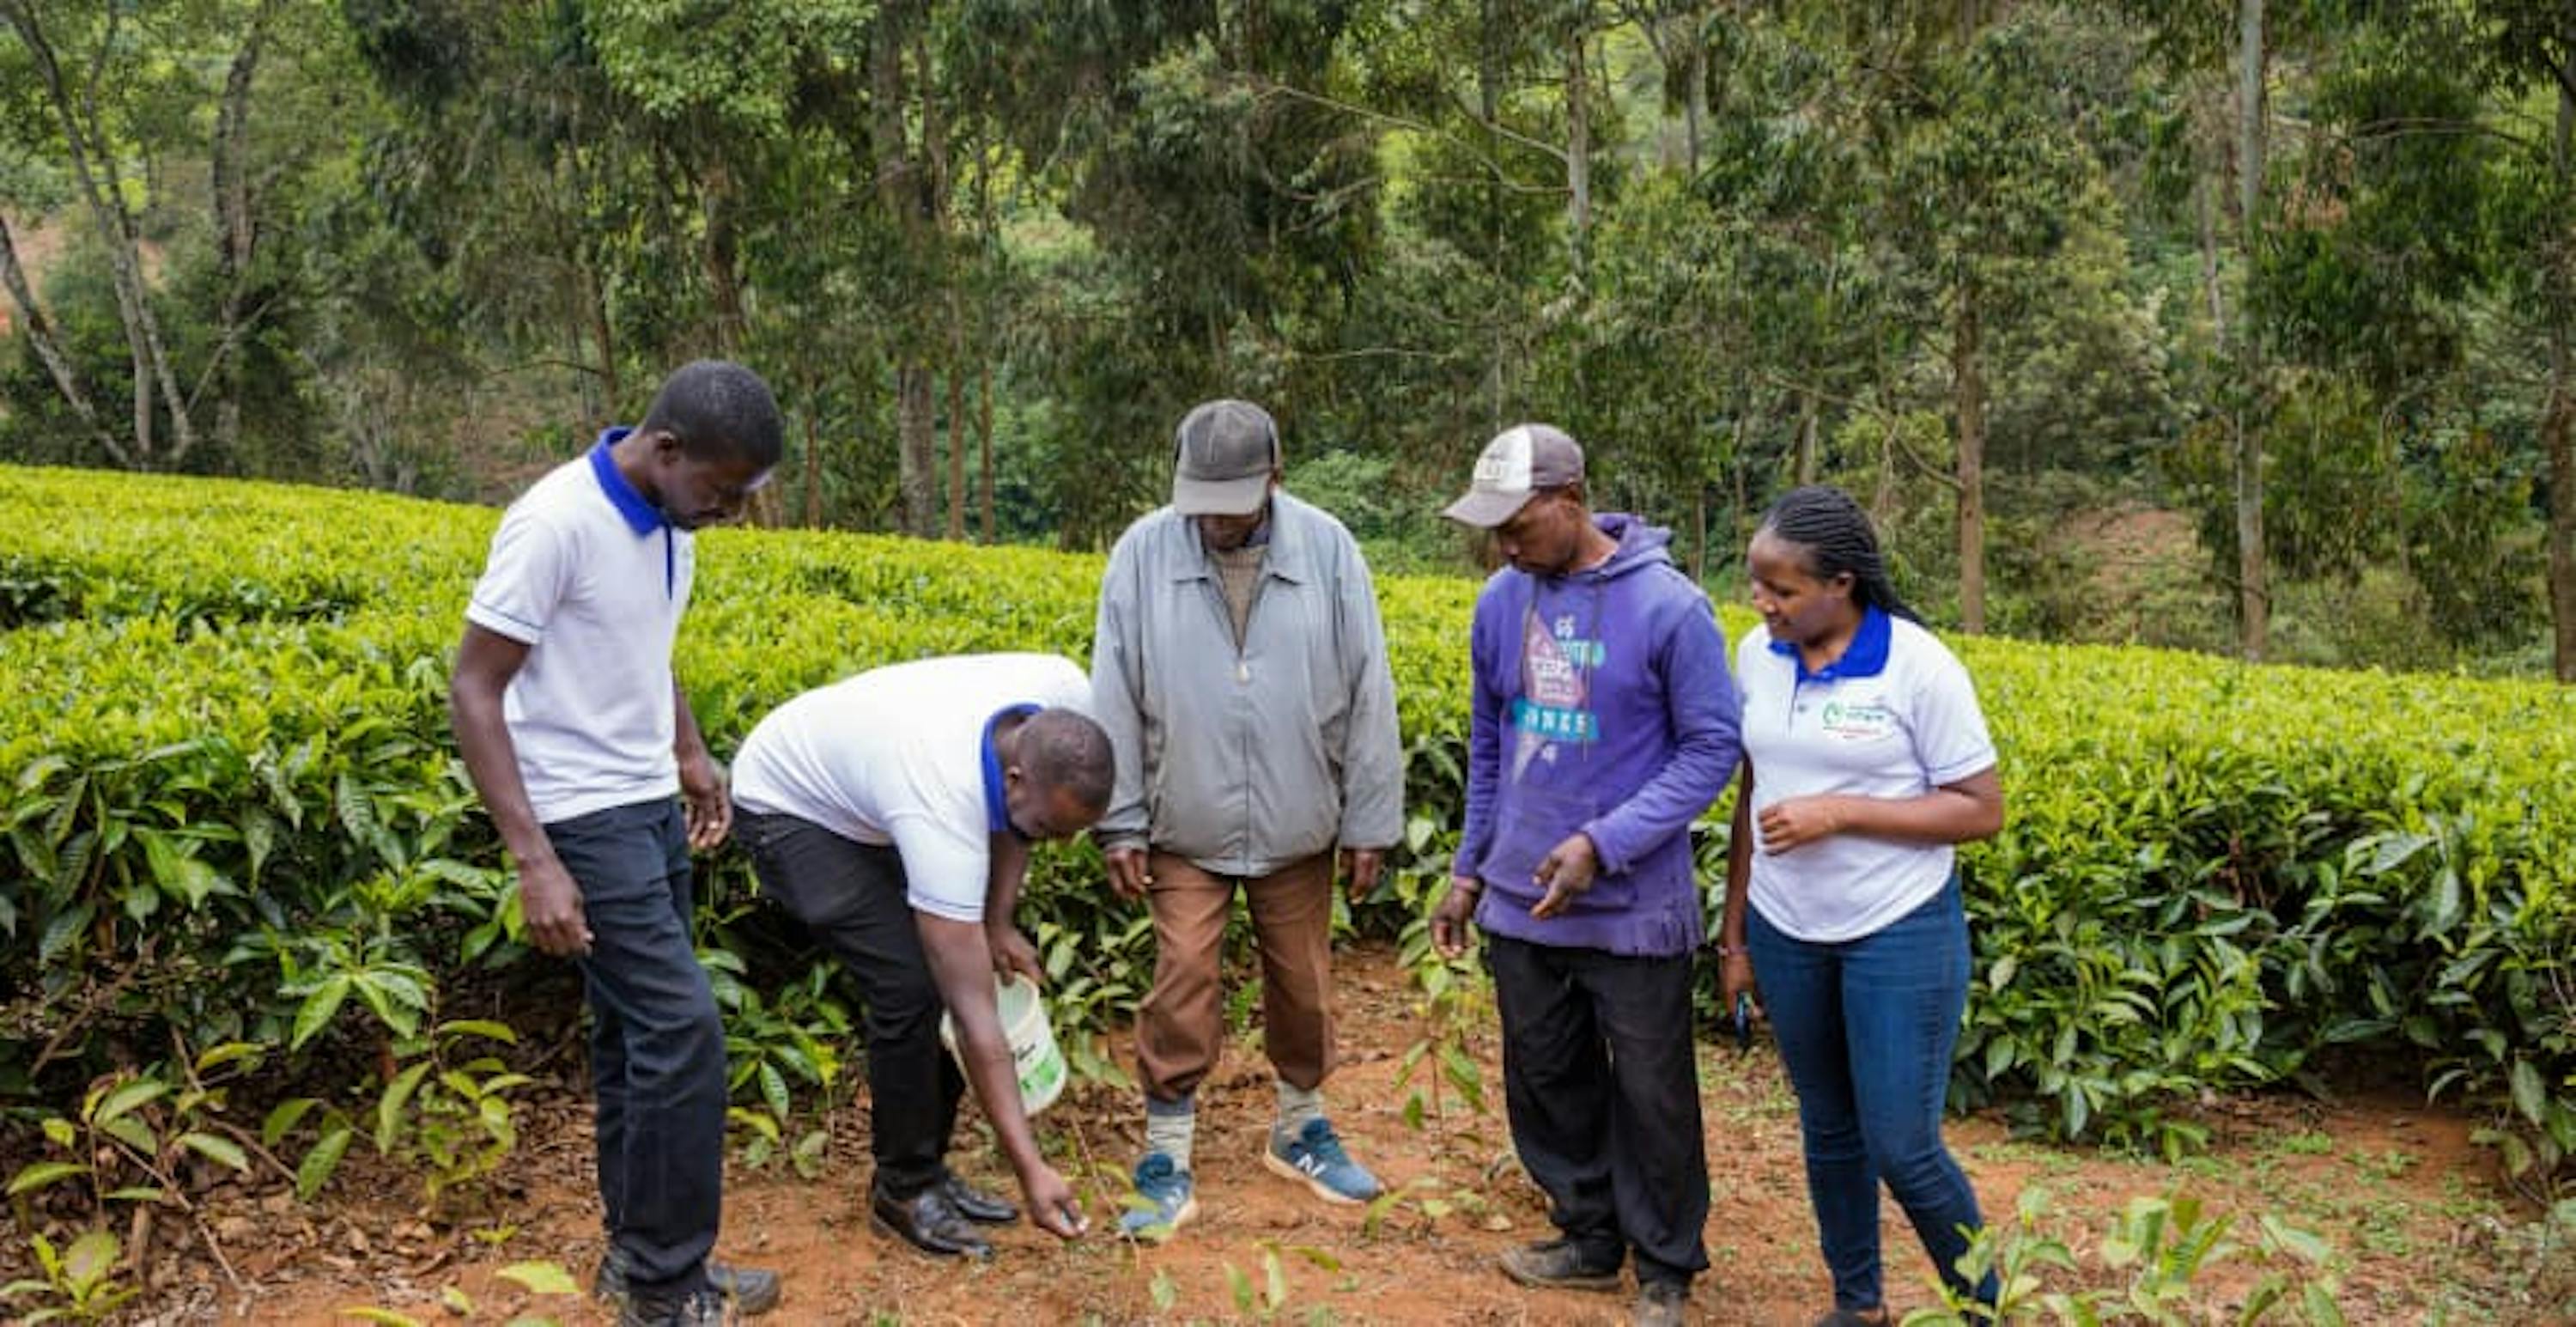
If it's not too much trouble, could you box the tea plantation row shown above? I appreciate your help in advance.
[3,465,2569,1178]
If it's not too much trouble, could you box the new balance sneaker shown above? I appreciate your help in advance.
[1116,1152,1200,1240]
[1262,1117,1382,1205]
[595,1246,781,1317]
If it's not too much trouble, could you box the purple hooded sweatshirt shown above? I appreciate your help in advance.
[1452,514,1741,957]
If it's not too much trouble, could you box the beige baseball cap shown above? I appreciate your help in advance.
[1442,423,1585,527]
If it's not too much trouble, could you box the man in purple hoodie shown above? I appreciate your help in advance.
[1431,424,1740,1327]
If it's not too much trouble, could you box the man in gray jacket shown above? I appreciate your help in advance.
[1091,399,1404,1239]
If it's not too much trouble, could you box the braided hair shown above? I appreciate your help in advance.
[1758,485,1921,624]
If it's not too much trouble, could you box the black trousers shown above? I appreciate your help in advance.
[548,800,726,1296]
[734,809,965,1199]
[1487,934,1710,1287]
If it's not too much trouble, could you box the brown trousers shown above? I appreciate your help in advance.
[1134,851,1336,1104]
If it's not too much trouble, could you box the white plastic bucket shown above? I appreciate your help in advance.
[938,974,1067,1116]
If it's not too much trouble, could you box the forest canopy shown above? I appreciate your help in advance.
[3,0,2572,677]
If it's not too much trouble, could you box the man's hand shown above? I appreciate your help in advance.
[987,922,1044,988]
[1756,794,1848,855]
[677,750,732,851]
[1019,1163,1088,1239]
[1528,831,1600,920]
[519,857,592,957]
[1340,848,1384,905]
[1431,876,1480,959]
[1105,846,1152,902]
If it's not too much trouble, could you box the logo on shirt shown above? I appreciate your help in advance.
[1818,697,1896,742]
[1512,608,1601,776]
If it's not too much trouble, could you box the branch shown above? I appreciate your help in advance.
[1888,423,1962,492]
[1750,369,1893,424]
[180,290,283,421]
[477,356,613,382]
[1286,344,1461,364]
[1752,368,1962,491]
[1252,79,1566,191]
[0,213,125,464]
[2341,118,2540,152]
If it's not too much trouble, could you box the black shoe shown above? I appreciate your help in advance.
[939,1171,1019,1225]
[871,1184,995,1260]
[1498,1238,1625,1294]
[595,1247,782,1316]
[616,1286,723,1327]
[1635,1279,1690,1327]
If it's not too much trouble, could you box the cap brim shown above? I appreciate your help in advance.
[1172,472,1273,516]
[1441,488,1534,529]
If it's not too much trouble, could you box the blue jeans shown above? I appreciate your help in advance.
[548,800,726,1296]
[1747,875,1995,1312]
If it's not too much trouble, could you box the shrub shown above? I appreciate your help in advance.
[1,464,2568,1191]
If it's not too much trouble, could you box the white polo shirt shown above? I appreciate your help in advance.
[1736,608,1996,942]
[730,653,1092,922]
[465,435,692,825]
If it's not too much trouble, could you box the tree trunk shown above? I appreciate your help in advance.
[945,360,967,540]
[1565,27,1592,289]
[978,361,995,544]
[1684,40,1709,177]
[2196,161,2226,354]
[929,64,964,543]
[872,0,941,536]
[2549,75,2575,683]
[210,3,276,466]
[801,366,825,528]
[582,257,619,429]
[0,215,122,464]
[2546,327,2573,684]
[1954,283,1987,636]
[1793,387,1820,484]
[6,2,194,467]
[1480,0,1508,427]
[700,152,746,356]
[896,366,938,538]
[2233,0,2269,660]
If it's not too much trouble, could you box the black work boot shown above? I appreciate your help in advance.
[1498,1237,1624,1293]
[596,1246,781,1318]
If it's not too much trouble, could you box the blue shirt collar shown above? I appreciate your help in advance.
[588,427,666,536]
[981,703,1042,837]
[1768,604,1893,684]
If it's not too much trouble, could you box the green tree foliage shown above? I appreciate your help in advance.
[0,0,2567,668]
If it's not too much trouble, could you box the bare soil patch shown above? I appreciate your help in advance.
[64,944,2564,1325]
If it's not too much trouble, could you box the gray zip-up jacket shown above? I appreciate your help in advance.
[1089,491,1404,876]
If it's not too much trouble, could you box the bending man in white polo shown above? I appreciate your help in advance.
[728,653,1109,1259]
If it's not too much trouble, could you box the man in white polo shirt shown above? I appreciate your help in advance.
[729,653,1110,1259]
[448,360,782,1327]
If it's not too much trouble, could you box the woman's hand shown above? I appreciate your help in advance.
[1755,794,1850,854]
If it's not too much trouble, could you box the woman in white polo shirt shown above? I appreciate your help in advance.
[1716,486,2004,1327]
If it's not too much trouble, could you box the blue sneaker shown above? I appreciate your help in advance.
[1263,1117,1382,1205]
[1117,1152,1199,1241]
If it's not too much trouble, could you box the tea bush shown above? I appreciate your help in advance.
[1,465,2568,1186]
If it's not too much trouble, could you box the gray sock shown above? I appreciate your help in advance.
[1145,1097,1196,1172]
[1276,1080,1325,1138]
